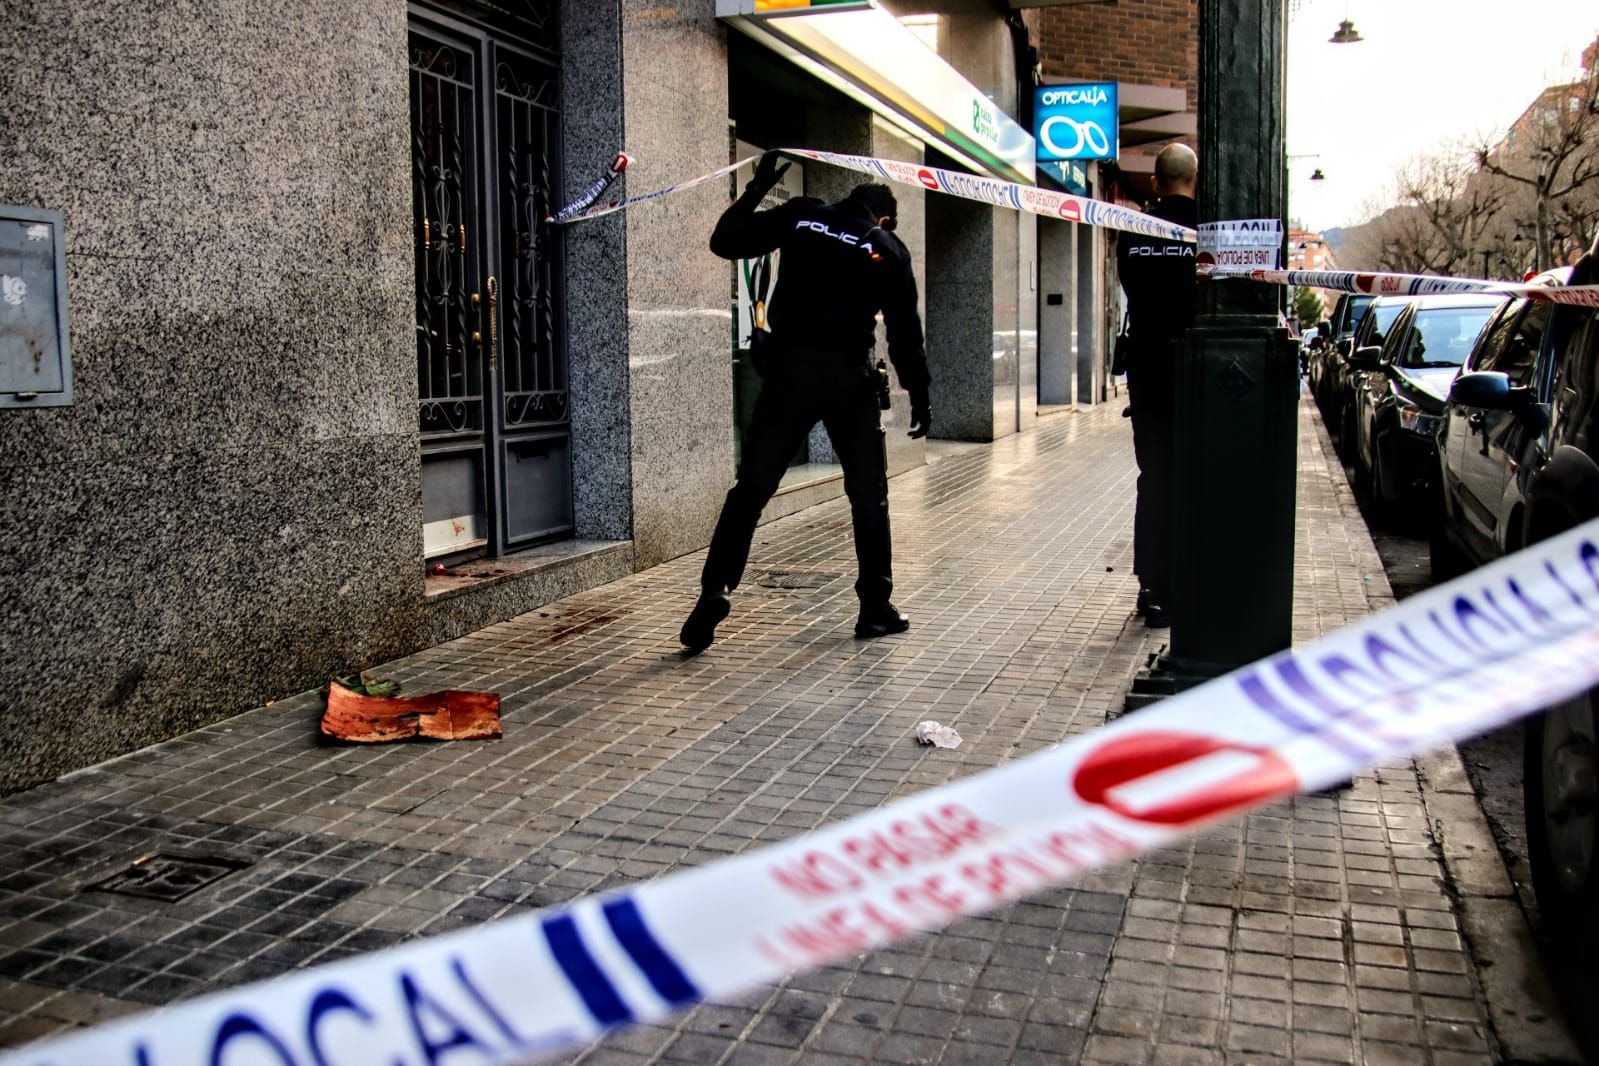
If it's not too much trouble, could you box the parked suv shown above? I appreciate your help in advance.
[1346,294,1506,521]
[1439,238,1599,961]
[1432,268,1572,574]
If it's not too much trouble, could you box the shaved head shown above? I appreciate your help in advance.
[1154,143,1197,197]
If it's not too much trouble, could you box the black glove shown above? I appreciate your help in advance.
[748,150,791,196]
[908,393,931,440]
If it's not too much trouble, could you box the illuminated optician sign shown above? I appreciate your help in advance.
[1034,82,1119,162]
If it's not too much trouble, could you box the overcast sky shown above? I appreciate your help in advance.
[1286,0,1599,233]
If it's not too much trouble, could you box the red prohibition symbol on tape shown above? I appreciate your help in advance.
[1071,731,1299,826]
[916,169,940,191]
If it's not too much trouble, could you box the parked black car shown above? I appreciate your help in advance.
[1309,291,1375,421]
[1334,295,1418,458]
[1428,242,1598,960]
[1347,293,1506,522]
[1432,268,1572,574]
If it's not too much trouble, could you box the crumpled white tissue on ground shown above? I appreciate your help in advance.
[915,720,962,749]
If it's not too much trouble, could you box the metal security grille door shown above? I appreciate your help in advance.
[492,36,571,548]
[410,6,569,560]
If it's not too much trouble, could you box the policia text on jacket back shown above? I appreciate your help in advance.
[680,151,932,653]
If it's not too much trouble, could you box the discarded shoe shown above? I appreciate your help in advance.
[855,602,910,639]
[679,588,730,653]
[1143,603,1170,628]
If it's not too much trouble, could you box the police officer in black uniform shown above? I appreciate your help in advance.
[680,151,931,653]
[1115,143,1198,628]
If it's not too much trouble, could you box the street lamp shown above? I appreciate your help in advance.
[1329,18,1363,44]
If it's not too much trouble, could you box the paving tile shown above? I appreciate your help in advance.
[0,397,1509,1065]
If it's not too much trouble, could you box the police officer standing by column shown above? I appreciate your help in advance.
[680,150,931,653]
[1116,143,1198,629]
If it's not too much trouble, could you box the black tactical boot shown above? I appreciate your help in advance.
[680,588,731,653]
[855,602,910,639]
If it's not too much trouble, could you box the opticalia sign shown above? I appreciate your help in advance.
[1033,82,1118,162]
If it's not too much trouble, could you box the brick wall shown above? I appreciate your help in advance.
[1036,0,1197,103]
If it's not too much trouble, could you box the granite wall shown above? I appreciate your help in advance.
[563,1,633,542]
[916,12,1033,443]
[0,2,644,794]
[620,0,735,570]
[0,0,1045,791]
[0,3,427,792]
[925,192,1031,443]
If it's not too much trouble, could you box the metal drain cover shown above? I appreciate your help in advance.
[86,853,249,902]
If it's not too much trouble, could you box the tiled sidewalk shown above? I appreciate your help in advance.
[0,393,1513,1064]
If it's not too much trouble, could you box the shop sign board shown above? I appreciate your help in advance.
[717,0,1035,183]
[1034,83,1118,162]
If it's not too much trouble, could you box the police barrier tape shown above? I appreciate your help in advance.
[1202,265,1599,308]
[553,149,1197,243]
[11,519,1599,1066]
[552,156,758,226]
[545,152,631,225]
[550,148,1599,310]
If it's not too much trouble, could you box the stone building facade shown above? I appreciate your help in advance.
[0,1,1094,792]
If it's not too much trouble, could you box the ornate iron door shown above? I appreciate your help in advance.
[410,6,568,561]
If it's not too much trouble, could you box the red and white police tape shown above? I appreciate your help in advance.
[1201,265,1599,308]
[550,149,1599,307]
[9,518,1599,1066]
[544,152,630,225]
[551,149,1196,243]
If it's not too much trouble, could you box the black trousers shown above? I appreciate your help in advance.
[1128,384,1173,603]
[702,349,893,606]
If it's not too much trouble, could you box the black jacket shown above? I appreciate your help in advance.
[1116,195,1198,408]
[710,187,929,397]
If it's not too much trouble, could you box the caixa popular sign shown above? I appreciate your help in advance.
[1033,83,1118,163]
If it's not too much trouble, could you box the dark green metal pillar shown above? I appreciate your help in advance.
[1130,0,1298,703]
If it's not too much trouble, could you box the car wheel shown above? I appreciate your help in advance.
[1525,687,1599,965]
[1338,403,1357,461]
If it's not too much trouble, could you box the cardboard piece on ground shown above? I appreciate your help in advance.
[320,681,502,743]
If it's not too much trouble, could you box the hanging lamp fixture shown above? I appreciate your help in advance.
[1329,18,1363,44]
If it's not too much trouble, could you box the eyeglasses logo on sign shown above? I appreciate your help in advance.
[1033,82,1118,163]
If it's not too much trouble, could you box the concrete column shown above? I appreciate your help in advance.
[926,190,997,440]
[621,0,732,568]
[563,0,631,541]
[1075,221,1102,404]
[924,151,1025,441]
[1018,213,1038,430]
[1167,0,1297,667]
